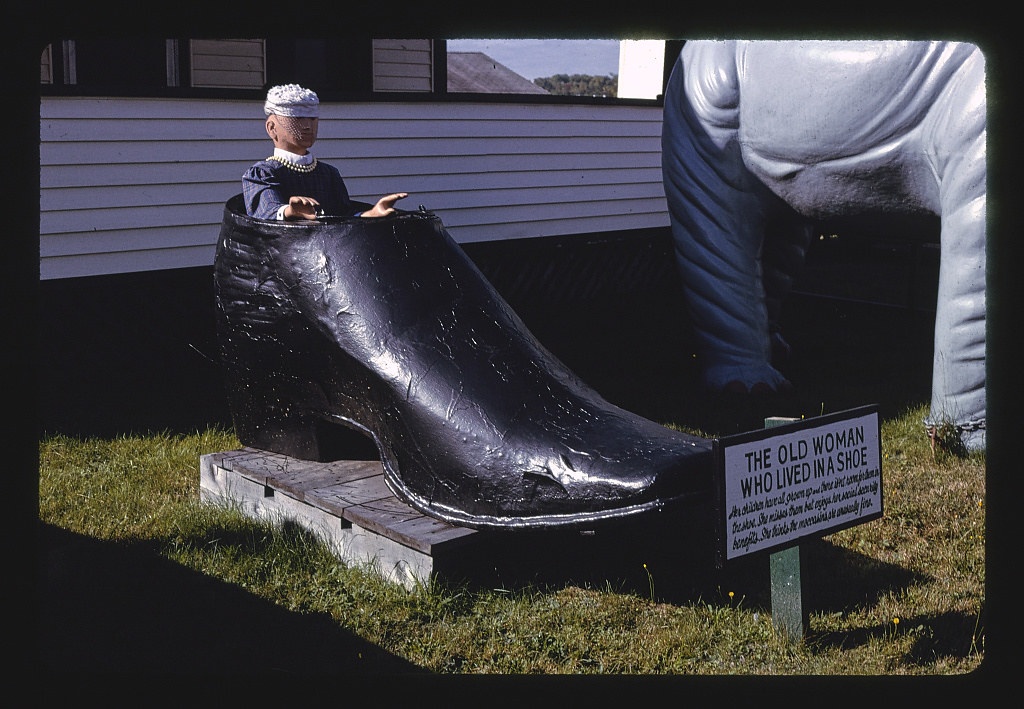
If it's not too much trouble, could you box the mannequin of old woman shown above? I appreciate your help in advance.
[243,83,408,221]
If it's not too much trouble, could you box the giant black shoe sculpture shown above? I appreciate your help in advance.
[215,195,713,529]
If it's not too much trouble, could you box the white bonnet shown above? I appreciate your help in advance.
[264,84,320,118]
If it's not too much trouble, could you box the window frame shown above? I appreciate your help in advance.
[39,38,673,107]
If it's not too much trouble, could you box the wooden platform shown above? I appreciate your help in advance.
[199,448,478,589]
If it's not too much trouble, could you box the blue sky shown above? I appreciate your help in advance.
[446,39,621,80]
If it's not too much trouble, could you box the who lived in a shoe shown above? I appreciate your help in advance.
[216,83,714,530]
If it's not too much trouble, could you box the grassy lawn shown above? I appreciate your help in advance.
[37,296,986,679]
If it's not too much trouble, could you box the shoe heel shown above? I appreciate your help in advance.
[224,366,380,462]
[224,377,324,459]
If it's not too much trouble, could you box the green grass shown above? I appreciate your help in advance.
[38,401,985,675]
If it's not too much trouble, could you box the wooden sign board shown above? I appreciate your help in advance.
[713,405,883,566]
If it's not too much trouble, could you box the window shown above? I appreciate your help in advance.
[41,39,268,92]
[69,38,168,91]
[40,43,53,84]
[444,39,667,99]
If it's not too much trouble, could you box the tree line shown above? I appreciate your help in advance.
[533,73,618,98]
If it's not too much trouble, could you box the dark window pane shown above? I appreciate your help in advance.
[73,39,166,90]
[266,39,372,94]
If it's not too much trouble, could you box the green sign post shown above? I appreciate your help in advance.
[764,416,808,642]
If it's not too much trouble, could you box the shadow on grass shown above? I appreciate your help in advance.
[806,606,986,664]
[800,539,928,612]
[442,509,925,615]
[36,522,426,677]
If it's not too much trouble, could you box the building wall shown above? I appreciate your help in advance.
[39,96,669,280]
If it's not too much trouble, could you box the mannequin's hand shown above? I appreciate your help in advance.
[362,193,408,218]
[284,195,321,220]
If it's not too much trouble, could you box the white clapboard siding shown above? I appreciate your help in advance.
[40,96,670,280]
[372,39,432,92]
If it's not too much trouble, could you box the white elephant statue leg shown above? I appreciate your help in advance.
[662,40,986,451]
[661,40,806,393]
[922,47,987,450]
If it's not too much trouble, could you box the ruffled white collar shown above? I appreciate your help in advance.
[273,148,314,165]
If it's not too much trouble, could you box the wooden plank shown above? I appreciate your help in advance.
[40,96,263,120]
[374,76,433,92]
[39,146,660,186]
[190,39,266,59]
[40,119,660,158]
[39,182,665,239]
[38,107,661,148]
[42,135,661,165]
[40,95,663,123]
[191,70,265,89]
[402,184,663,212]
[345,496,477,553]
[375,63,433,79]
[40,160,257,189]
[39,244,217,281]
[39,162,661,215]
[192,54,265,72]
[373,39,432,54]
[227,448,339,472]
[329,151,664,175]
[41,204,224,238]
[39,164,663,212]
[200,449,481,586]
[347,166,662,195]
[214,448,285,483]
[41,182,227,212]
[260,459,385,502]
[38,206,669,280]
[200,453,443,589]
[39,115,661,145]
[41,158,660,191]
[209,449,263,469]
[36,219,238,252]
[311,474,398,517]
[323,136,659,159]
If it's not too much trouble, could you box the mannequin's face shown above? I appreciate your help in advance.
[266,114,318,154]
